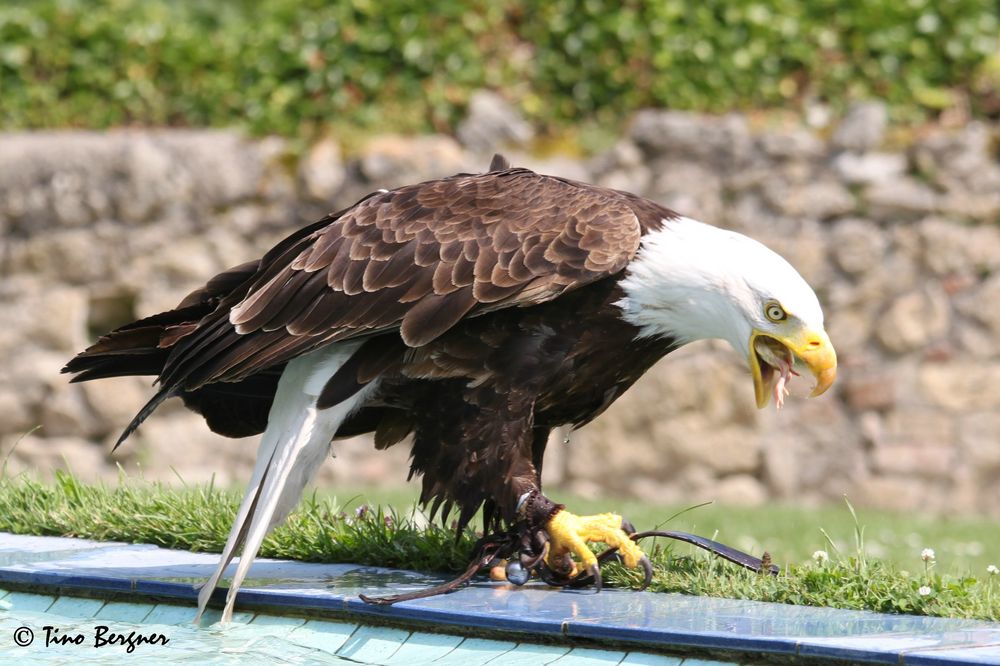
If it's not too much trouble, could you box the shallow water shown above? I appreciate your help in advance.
[0,603,359,664]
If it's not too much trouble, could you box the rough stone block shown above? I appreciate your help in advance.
[871,444,955,478]
[456,90,534,153]
[299,138,345,202]
[843,372,896,411]
[829,218,888,277]
[865,177,938,221]
[831,101,888,152]
[920,363,1000,411]
[0,281,89,354]
[955,274,1000,339]
[875,285,951,355]
[918,217,1000,278]
[852,474,927,513]
[832,151,908,185]
[712,474,767,506]
[958,412,1000,470]
[359,135,469,188]
[763,179,855,220]
[756,128,824,161]
[630,110,751,167]
[1,434,108,483]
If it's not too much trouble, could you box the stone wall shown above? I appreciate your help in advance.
[2,101,999,516]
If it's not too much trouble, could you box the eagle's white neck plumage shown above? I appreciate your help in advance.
[617,217,823,358]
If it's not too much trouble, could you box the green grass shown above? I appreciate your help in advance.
[0,471,997,621]
[325,484,1000,577]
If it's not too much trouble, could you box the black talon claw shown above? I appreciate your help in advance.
[587,563,602,592]
[621,518,637,535]
[638,555,654,591]
[566,561,604,590]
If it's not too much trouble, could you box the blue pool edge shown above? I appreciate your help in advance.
[0,532,998,664]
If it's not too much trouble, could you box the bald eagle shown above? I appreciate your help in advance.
[64,155,836,621]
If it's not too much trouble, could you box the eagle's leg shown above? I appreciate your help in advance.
[513,488,652,590]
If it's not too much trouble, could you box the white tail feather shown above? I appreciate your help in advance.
[194,342,377,623]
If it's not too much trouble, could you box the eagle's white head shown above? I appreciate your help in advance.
[618,217,837,409]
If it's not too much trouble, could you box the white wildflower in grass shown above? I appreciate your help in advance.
[812,550,829,564]
[921,548,936,575]
[918,585,932,596]
[988,564,999,576]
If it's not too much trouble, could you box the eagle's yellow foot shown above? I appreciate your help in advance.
[544,509,652,591]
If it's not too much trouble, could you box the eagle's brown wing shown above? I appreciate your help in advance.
[158,168,664,390]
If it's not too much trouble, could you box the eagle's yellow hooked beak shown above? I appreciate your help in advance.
[749,327,837,409]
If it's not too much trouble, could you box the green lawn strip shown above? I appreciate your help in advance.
[545,492,1000,578]
[322,485,1000,577]
[0,472,997,621]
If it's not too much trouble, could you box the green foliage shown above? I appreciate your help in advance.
[0,471,473,571]
[523,0,1000,122]
[0,0,509,135]
[0,472,998,620]
[1,0,997,137]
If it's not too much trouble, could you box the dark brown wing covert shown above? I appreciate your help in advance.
[159,169,649,390]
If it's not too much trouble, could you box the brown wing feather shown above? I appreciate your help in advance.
[159,168,669,390]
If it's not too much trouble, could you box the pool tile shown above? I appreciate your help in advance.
[0,568,135,597]
[250,613,306,626]
[0,533,117,554]
[354,586,565,636]
[383,630,464,663]
[797,626,1000,664]
[94,600,153,623]
[219,612,307,643]
[904,644,1000,664]
[2,591,55,612]
[432,637,519,666]
[197,607,255,626]
[336,624,410,662]
[490,642,572,665]
[560,592,801,655]
[286,619,358,653]
[46,595,106,619]
[487,643,571,666]
[618,652,684,665]
[133,577,198,601]
[550,646,627,664]
[144,603,201,626]
[216,633,330,662]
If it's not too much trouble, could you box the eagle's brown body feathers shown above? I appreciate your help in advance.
[65,164,678,531]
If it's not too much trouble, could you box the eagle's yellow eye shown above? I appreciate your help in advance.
[765,301,786,322]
